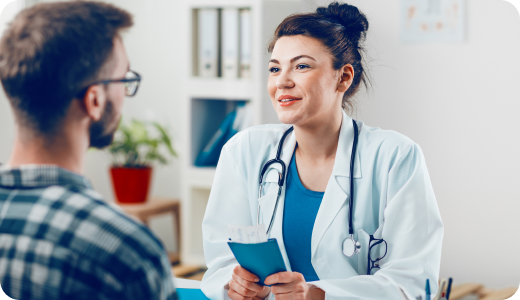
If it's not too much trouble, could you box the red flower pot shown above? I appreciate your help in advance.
[110,166,152,204]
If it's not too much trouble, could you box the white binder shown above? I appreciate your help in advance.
[239,9,251,79]
[221,8,239,79]
[198,9,219,77]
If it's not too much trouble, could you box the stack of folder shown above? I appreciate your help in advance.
[196,8,251,79]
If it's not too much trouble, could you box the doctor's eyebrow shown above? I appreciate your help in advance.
[268,55,317,64]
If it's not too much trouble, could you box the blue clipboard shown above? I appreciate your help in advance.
[227,238,287,286]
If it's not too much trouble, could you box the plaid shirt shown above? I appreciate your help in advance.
[0,165,177,300]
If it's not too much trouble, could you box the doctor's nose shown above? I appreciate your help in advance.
[276,71,295,89]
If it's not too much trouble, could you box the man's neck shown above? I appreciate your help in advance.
[6,128,87,175]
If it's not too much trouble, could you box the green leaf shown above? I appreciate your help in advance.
[106,117,177,167]
[153,122,177,157]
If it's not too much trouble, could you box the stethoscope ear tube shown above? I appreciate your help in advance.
[348,120,359,236]
[257,126,294,235]
[343,120,361,258]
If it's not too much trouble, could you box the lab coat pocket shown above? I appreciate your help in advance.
[257,187,278,228]
[357,229,370,275]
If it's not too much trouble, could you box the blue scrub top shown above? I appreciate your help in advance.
[282,147,323,282]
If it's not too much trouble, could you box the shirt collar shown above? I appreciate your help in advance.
[0,164,93,190]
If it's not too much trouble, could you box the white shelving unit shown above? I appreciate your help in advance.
[180,0,303,266]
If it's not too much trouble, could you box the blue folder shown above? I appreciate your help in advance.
[177,288,210,300]
[194,110,237,167]
[227,238,287,286]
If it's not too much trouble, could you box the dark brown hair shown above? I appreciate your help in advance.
[0,1,133,134]
[268,2,370,113]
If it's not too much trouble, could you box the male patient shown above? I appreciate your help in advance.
[0,2,177,299]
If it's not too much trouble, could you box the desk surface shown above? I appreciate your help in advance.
[174,278,201,289]
[117,197,180,215]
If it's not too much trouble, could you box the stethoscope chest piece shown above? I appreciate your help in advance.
[342,234,361,258]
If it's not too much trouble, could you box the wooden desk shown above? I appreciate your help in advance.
[449,283,484,300]
[478,287,518,300]
[446,283,518,300]
[117,197,181,264]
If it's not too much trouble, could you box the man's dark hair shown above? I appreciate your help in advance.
[0,1,133,134]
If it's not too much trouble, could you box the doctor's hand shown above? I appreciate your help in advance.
[264,272,325,300]
[228,265,271,300]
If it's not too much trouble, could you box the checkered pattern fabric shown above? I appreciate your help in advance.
[0,165,177,300]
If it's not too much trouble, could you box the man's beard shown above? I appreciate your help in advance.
[89,100,118,149]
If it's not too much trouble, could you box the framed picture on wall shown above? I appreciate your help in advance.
[400,0,466,42]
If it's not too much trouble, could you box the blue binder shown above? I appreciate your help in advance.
[227,239,287,286]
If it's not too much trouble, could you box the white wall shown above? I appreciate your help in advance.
[1,0,519,289]
[0,1,22,164]
[310,0,520,288]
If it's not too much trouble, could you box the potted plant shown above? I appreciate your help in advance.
[108,119,177,204]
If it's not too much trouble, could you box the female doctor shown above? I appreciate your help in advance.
[201,2,443,300]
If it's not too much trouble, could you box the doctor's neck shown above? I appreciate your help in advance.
[293,109,343,160]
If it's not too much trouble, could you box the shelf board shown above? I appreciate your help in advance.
[187,0,256,8]
[187,78,255,100]
[184,166,216,188]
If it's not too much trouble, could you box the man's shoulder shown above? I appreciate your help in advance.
[15,184,168,269]
[0,184,175,299]
[53,186,166,258]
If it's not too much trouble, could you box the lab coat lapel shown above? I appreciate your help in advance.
[311,112,362,258]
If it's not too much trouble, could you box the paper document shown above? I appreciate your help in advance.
[228,224,268,244]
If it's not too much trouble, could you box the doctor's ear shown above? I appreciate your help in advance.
[82,84,107,121]
[337,64,354,93]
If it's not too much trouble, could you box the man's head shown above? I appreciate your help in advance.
[0,1,133,148]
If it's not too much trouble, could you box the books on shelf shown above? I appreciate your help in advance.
[194,8,251,79]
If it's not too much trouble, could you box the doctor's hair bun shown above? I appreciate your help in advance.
[268,1,370,114]
[316,2,369,46]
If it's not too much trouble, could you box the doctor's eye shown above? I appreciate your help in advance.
[296,64,310,70]
[269,67,280,73]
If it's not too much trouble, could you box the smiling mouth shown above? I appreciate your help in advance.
[279,99,298,103]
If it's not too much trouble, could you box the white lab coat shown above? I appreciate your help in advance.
[201,111,443,300]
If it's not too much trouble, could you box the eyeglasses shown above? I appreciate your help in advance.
[95,70,142,97]
[367,235,388,275]
[78,70,142,98]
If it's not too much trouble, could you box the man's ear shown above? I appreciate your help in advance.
[82,85,106,121]
[338,64,355,93]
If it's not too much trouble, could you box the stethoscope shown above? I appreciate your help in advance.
[257,119,362,258]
